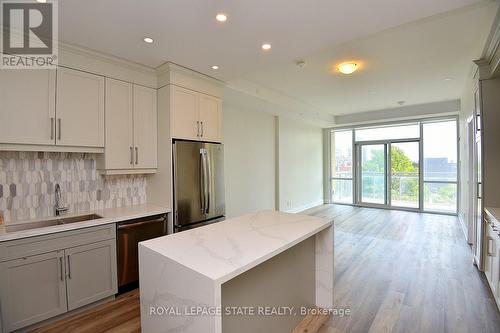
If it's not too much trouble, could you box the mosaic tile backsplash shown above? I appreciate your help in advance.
[0,152,147,223]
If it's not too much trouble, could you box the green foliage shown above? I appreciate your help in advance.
[391,147,417,173]
[362,146,419,203]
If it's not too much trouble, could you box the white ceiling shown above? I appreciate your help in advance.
[58,0,497,119]
[239,2,498,116]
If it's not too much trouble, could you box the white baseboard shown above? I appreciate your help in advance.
[284,200,325,214]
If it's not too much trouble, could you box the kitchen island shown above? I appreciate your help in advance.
[139,210,334,333]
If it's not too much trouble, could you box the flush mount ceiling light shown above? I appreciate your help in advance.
[216,13,228,22]
[337,62,358,74]
[211,65,219,70]
[36,0,46,2]
[143,37,154,44]
[261,43,272,51]
[296,60,306,68]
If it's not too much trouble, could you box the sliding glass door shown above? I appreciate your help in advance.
[390,142,419,209]
[357,141,420,209]
[359,144,386,205]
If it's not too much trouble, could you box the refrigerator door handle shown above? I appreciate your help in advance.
[199,149,205,214]
[202,149,209,214]
[206,150,212,214]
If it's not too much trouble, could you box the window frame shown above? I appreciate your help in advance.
[330,129,354,204]
[421,119,459,214]
[327,116,459,215]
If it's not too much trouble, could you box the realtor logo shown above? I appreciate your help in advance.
[1,0,58,69]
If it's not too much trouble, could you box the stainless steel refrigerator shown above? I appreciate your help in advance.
[173,140,225,231]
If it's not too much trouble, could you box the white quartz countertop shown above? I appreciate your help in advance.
[140,210,332,284]
[0,204,170,242]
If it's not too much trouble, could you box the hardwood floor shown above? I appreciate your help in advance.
[32,205,500,333]
[302,205,500,333]
[30,290,141,333]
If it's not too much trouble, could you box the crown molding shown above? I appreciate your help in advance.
[156,62,224,86]
[59,42,156,74]
[476,4,500,78]
[474,58,493,80]
[58,42,158,87]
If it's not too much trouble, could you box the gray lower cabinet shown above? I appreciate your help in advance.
[0,251,67,332]
[65,240,117,311]
[0,225,117,332]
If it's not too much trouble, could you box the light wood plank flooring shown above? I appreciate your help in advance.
[303,205,500,333]
[32,205,500,333]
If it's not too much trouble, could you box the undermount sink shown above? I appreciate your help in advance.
[4,214,103,233]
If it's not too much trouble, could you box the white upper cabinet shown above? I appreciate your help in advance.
[133,85,158,169]
[170,86,222,142]
[198,93,222,142]
[103,78,134,169]
[56,67,105,148]
[0,69,56,145]
[97,79,157,174]
[171,85,199,140]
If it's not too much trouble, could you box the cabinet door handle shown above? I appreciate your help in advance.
[50,117,55,140]
[135,147,139,165]
[201,121,204,137]
[130,147,134,165]
[67,254,71,279]
[59,257,64,281]
[487,237,494,257]
[196,121,200,137]
[58,118,62,140]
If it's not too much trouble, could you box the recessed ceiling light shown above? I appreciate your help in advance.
[143,37,154,44]
[216,13,228,22]
[444,78,452,81]
[261,43,272,51]
[337,62,358,74]
[211,65,219,70]
[36,0,46,2]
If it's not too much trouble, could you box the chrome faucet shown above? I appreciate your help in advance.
[55,184,68,216]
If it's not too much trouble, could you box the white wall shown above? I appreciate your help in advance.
[223,104,276,217]
[277,117,324,212]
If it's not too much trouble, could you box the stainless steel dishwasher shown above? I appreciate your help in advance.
[116,214,167,292]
